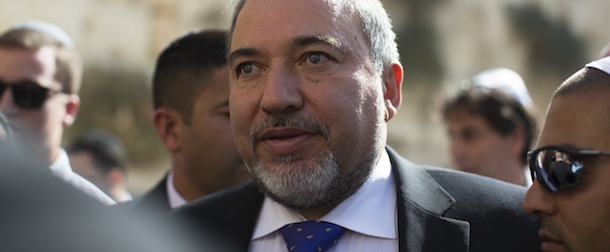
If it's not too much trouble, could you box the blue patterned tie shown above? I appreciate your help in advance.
[279,221,347,252]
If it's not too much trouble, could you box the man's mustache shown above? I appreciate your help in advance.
[248,114,330,147]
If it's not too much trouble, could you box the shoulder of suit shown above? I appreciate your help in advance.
[166,180,261,251]
[115,177,171,215]
[173,180,261,216]
[420,165,527,210]
[422,166,527,193]
[67,172,116,205]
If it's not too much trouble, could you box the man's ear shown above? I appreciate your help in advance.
[63,95,80,128]
[153,108,184,153]
[382,62,403,122]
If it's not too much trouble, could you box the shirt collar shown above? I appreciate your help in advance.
[252,150,397,239]
[166,171,188,209]
[49,148,73,178]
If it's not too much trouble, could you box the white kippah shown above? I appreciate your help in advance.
[9,20,74,48]
[470,67,534,109]
[585,56,610,76]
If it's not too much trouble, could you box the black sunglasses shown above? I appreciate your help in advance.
[528,145,610,192]
[0,80,63,109]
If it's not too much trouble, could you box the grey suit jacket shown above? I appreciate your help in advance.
[171,147,540,251]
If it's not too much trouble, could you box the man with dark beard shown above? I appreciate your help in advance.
[171,0,540,251]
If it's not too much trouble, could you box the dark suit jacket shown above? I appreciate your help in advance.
[171,148,540,251]
[116,174,171,214]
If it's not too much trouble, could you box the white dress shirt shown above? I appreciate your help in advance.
[118,190,133,202]
[166,171,188,209]
[52,148,115,205]
[249,150,398,252]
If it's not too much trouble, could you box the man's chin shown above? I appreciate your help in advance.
[251,152,340,208]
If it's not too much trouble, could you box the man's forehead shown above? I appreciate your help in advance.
[445,104,484,119]
[239,0,346,12]
[231,0,353,40]
[0,46,57,81]
[540,92,610,150]
[0,46,56,62]
[229,0,364,56]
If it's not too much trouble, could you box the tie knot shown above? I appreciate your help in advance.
[279,221,346,252]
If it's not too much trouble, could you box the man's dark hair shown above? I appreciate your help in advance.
[67,130,127,173]
[442,88,537,166]
[152,30,227,124]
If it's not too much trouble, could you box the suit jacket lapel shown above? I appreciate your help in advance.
[175,181,264,251]
[219,183,265,250]
[387,148,470,252]
[129,174,171,213]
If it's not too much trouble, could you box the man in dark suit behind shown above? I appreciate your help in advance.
[172,0,540,251]
[123,30,250,213]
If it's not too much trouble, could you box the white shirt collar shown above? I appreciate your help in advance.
[52,148,116,205]
[252,150,397,240]
[49,148,73,179]
[166,171,188,209]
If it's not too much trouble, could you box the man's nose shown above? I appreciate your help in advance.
[523,181,557,216]
[260,63,304,115]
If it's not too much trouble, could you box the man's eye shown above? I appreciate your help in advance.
[461,129,478,142]
[237,63,255,75]
[305,52,329,65]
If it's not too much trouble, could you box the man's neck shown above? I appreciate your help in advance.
[171,166,211,202]
[294,206,335,220]
[21,142,58,167]
[47,147,60,165]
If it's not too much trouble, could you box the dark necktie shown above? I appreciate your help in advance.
[279,221,347,252]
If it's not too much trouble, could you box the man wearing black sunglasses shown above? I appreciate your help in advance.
[0,21,114,205]
[523,56,610,252]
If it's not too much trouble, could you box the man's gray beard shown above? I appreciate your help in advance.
[247,115,378,210]
[250,146,375,210]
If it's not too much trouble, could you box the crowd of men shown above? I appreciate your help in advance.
[1,0,610,251]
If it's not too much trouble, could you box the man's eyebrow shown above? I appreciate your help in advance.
[291,35,342,51]
[228,47,258,65]
[228,35,341,64]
